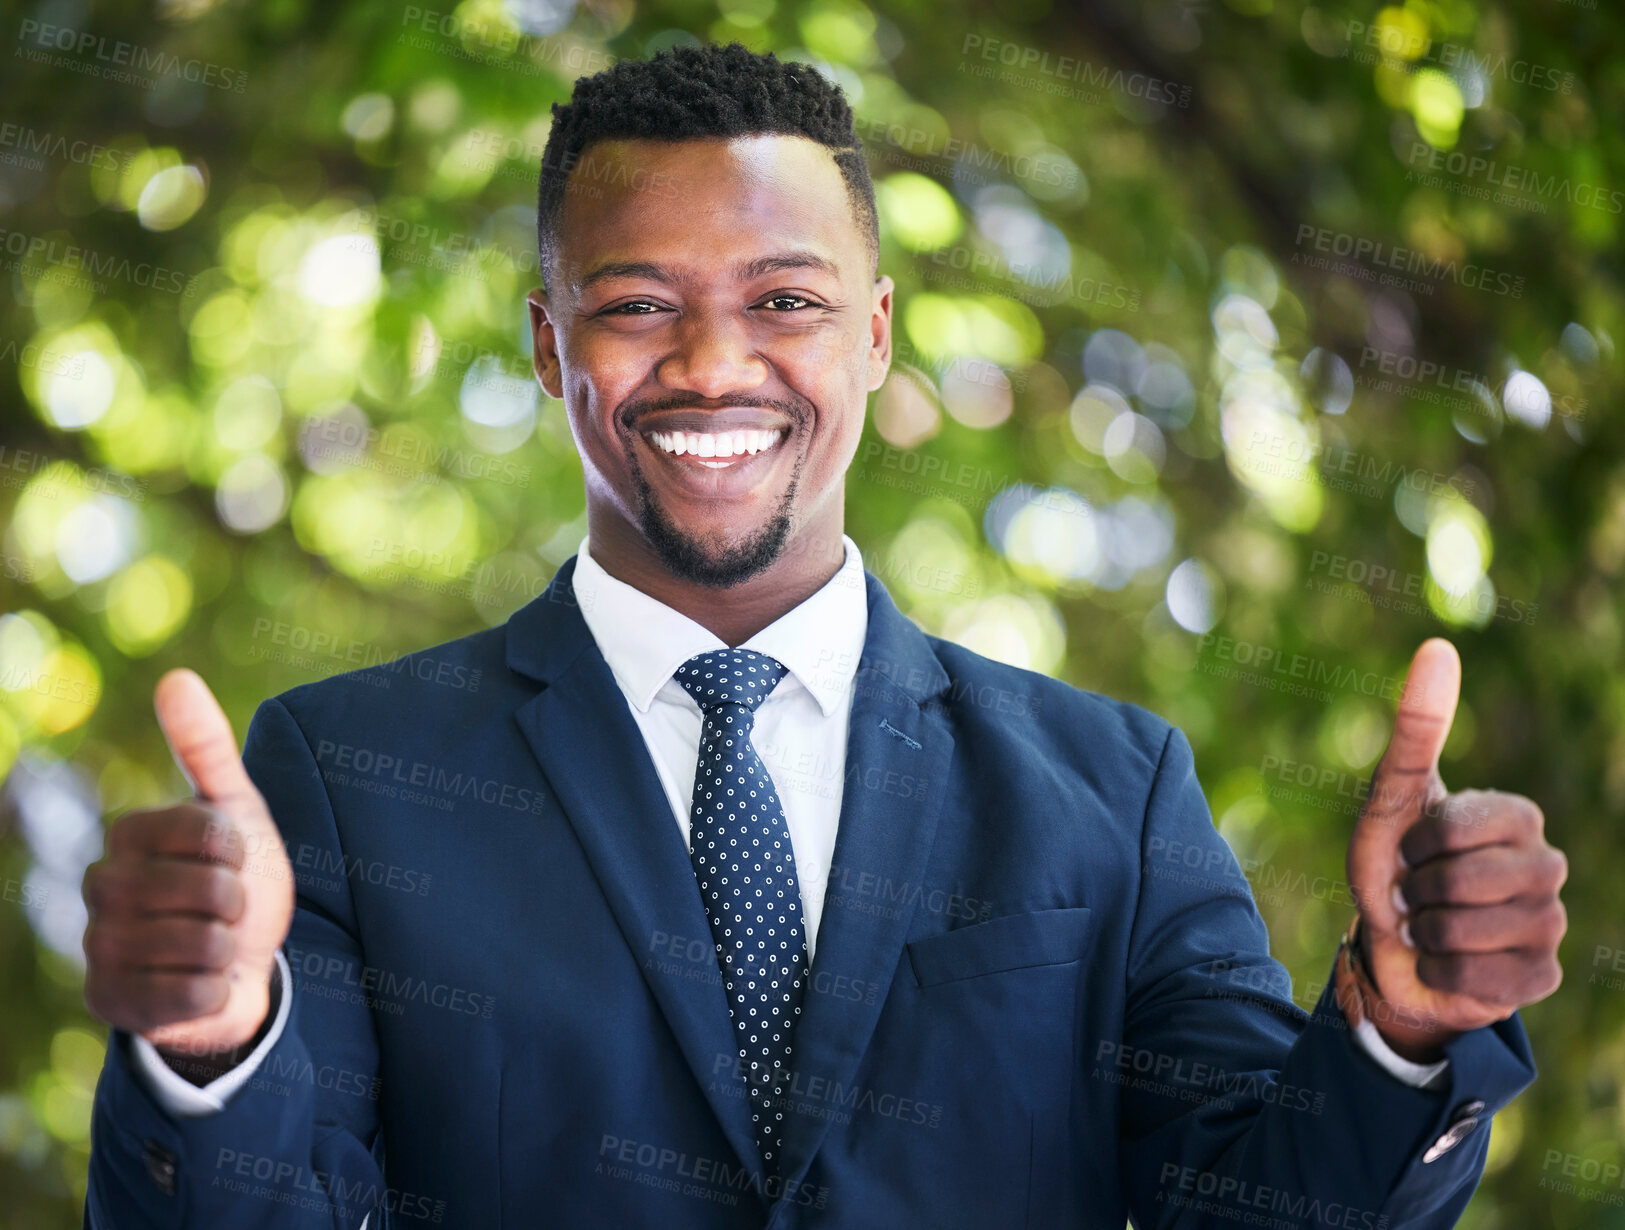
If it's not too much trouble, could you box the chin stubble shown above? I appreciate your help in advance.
[626,443,804,589]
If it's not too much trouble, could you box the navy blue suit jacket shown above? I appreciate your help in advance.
[86,558,1537,1228]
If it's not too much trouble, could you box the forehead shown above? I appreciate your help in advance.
[553,134,861,289]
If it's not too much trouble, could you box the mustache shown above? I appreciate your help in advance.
[618,392,810,431]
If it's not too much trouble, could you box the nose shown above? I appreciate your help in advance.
[656,310,769,400]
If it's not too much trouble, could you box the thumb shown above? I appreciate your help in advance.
[153,668,258,806]
[1347,637,1461,928]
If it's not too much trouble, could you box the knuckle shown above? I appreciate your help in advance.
[1542,958,1564,998]
[1412,909,1448,952]
[104,809,144,854]
[1435,861,1469,901]
[81,862,107,912]
[1540,899,1568,945]
[1410,864,1443,904]
[82,921,118,967]
[1546,847,1569,888]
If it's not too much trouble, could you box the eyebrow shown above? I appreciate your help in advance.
[578,249,842,291]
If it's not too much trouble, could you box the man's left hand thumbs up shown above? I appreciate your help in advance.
[1345,638,1568,1061]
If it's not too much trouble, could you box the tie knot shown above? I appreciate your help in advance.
[674,649,787,714]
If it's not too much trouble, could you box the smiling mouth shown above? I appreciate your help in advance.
[643,428,786,468]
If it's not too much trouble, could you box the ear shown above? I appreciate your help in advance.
[866,273,894,393]
[526,288,564,400]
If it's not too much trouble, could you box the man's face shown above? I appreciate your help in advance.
[527,134,893,587]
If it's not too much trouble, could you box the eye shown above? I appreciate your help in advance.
[602,300,664,316]
[759,294,814,311]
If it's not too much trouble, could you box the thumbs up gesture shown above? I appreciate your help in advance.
[82,670,295,1064]
[1345,639,1568,1061]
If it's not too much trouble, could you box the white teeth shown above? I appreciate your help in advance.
[646,429,784,461]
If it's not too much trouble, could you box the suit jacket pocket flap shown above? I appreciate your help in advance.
[906,906,1095,987]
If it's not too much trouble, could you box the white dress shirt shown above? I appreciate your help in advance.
[130,530,1446,1165]
[570,532,870,961]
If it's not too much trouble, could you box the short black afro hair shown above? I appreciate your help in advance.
[535,41,879,290]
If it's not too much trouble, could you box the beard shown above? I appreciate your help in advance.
[626,449,803,588]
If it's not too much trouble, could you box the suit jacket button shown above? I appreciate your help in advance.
[1422,1115,1479,1163]
[1454,1099,1487,1120]
[142,1139,177,1195]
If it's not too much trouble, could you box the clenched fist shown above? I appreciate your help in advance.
[82,669,294,1069]
[1345,638,1568,1061]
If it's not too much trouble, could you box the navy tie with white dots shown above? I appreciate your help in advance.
[674,648,808,1173]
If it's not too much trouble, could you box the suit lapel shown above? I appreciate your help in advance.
[506,559,766,1185]
[770,572,954,1195]
[504,560,956,1200]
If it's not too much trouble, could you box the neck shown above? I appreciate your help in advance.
[585,513,848,646]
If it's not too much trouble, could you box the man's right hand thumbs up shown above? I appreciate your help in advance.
[82,670,295,1066]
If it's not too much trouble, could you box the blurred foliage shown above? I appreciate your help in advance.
[1,0,1621,1224]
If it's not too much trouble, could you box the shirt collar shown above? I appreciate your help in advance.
[570,534,869,719]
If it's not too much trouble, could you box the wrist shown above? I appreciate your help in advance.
[1342,914,1455,1063]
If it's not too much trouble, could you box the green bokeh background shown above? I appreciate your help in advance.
[2,0,1621,1224]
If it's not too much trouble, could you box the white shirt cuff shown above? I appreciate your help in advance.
[1350,1013,1451,1090]
[129,949,294,1117]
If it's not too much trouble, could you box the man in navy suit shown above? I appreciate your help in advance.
[81,42,1567,1228]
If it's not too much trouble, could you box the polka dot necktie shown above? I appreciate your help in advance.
[674,648,808,1173]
